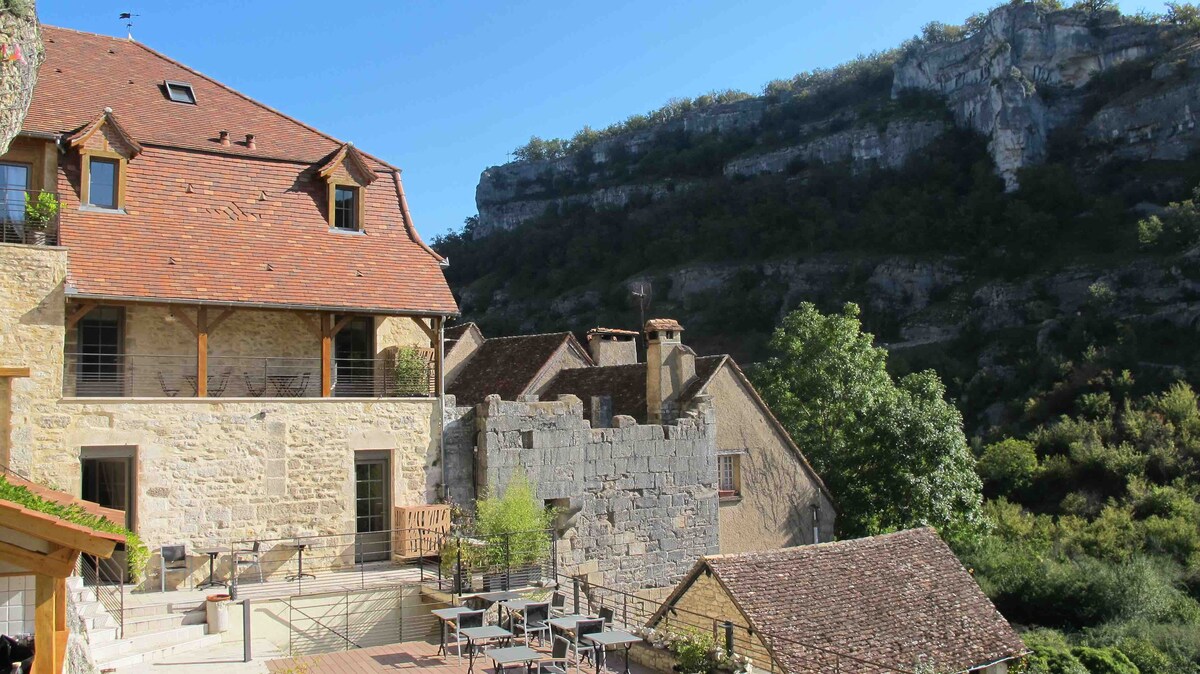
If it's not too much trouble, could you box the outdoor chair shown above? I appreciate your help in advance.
[156,372,180,397]
[208,367,233,397]
[550,591,567,615]
[536,637,570,674]
[513,601,551,646]
[159,545,190,592]
[234,540,264,583]
[451,609,485,662]
[554,617,602,669]
[598,606,615,628]
[242,373,267,397]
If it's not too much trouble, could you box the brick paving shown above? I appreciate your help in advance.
[266,638,656,674]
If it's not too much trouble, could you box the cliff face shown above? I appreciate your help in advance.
[445,4,1200,436]
[0,2,43,154]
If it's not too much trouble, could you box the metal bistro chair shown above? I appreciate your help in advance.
[537,637,570,674]
[550,591,567,615]
[574,618,604,668]
[159,545,190,592]
[156,372,180,397]
[451,609,485,662]
[513,601,551,646]
[234,540,264,584]
[598,606,615,629]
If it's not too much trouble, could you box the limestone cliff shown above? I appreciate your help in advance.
[0,1,43,154]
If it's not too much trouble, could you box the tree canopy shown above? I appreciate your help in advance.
[752,302,985,543]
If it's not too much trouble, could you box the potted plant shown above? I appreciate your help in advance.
[392,347,430,396]
[23,191,58,245]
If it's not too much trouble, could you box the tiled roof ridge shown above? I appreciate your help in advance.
[485,331,576,341]
[705,527,935,564]
[44,25,401,172]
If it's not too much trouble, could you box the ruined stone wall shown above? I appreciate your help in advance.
[442,398,477,507]
[476,395,719,590]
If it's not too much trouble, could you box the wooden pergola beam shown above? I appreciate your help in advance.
[0,367,30,378]
[320,313,333,397]
[196,306,208,397]
[411,316,436,343]
[65,302,97,330]
[206,308,236,334]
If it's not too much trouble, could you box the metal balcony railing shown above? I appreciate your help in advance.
[0,189,59,246]
[62,352,436,398]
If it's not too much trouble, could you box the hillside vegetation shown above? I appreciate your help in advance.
[436,3,1200,672]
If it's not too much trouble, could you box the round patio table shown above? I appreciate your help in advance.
[196,547,229,589]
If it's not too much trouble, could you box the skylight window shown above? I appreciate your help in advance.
[164,80,196,105]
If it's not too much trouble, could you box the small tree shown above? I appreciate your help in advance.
[474,472,555,568]
[23,190,57,230]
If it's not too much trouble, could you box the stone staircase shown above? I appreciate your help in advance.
[68,577,223,671]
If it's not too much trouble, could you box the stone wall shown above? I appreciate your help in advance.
[442,398,477,506]
[475,395,719,590]
[0,243,67,474]
[653,571,774,670]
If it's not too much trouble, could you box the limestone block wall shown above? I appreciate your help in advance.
[0,244,67,474]
[30,397,439,585]
[476,395,719,590]
[653,571,774,670]
[442,398,477,507]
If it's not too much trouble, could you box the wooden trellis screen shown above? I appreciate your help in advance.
[393,504,450,559]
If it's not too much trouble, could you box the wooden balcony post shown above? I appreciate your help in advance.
[320,312,332,397]
[197,306,209,397]
[34,574,56,674]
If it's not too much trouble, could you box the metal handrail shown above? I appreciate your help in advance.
[79,553,124,639]
[0,188,59,246]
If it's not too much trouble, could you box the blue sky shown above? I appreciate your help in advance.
[41,0,1170,240]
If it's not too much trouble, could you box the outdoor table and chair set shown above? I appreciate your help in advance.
[433,590,640,674]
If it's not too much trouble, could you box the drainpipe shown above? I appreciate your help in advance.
[439,317,447,503]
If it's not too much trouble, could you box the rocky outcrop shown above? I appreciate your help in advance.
[476,181,694,238]
[894,4,1168,187]
[0,1,44,154]
[724,120,948,177]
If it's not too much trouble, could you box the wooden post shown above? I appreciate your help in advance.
[34,574,56,674]
[54,577,66,632]
[197,306,209,397]
[320,313,332,397]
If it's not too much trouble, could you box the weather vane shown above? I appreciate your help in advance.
[119,12,139,41]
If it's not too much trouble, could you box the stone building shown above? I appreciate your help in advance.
[0,27,457,585]
[444,319,835,587]
[649,528,1026,674]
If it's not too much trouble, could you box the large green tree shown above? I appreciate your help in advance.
[753,302,984,543]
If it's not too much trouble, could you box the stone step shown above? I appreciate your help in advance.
[70,588,98,604]
[91,623,210,664]
[121,609,206,637]
[98,631,224,672]
[66,576,84,591]
[86,625,119,644]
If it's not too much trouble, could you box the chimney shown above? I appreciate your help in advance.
[586,327,638,367]
[218,130,230,146]
[645,318,695,424]
[245,133,256,150]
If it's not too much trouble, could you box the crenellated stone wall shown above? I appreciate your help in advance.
[475,394,719,590]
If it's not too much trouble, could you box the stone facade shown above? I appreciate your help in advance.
[474,394,719,589]
[0,244,444,586]
[706,365,835,553]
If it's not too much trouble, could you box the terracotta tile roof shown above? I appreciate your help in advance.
[645,318,683,332]
[542,355,724,422]
[542,363,648,420]
[587,327,640,337]
[28,27,379,165]
[444,323,478,341]
[687,529,1025,674]
[447,333,582,406]
[31,26,456,315]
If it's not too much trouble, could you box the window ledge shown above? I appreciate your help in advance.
[79,205,126,215]
[718,491,742,503]
[329,227,365,235]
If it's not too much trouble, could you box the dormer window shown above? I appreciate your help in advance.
[164,80,196,105]
[67,109,142,213]
[334,186,359,230]
[315,143,376,232]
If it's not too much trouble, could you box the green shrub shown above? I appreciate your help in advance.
[1025,629,1089,674]
[979,438,1040,495]
[1114,637,1173,674]
[473,472,555,567]
[392,346,431,396]
[1070,646,1139,674]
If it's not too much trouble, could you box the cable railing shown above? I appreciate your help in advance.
[0,188,59,246]
[62,352,436,398]
[78,553,124,639]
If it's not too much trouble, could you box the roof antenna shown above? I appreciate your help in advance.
[119,12,139,41]
[631,281,651,330]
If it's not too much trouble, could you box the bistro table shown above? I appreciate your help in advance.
[459,625,512,674]
[484,644,541,674]
[196,547,229,590]
[474,590,523,625]
[432,606,474,657]
[285,541,316,582]
[549,615,594,666]
[267,374,304,397]
[584,630,641,674]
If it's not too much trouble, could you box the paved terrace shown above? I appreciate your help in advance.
[267,638,657,674]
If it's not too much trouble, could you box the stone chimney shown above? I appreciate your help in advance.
[586,327,639,367]
[645,318,695,424]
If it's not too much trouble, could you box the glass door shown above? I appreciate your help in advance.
[77,307,124,396]
[0,163,29,242]
[81,455,133,582]
[334,316,374,397]
[354,456,390,563]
